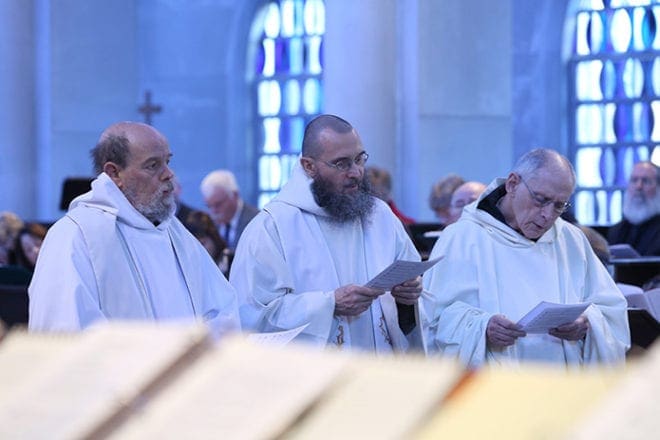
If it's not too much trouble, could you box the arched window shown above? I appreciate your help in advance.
[248,0,325,208]
[567,0,660,226]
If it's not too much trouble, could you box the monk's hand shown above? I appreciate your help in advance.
[549,315,589,341]
[334,285,384,317]
[391,276,422,305]
[486,314,526,349]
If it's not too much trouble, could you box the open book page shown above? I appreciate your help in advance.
[109,336,350,440]
[284,353,464,440]
[0,321,210,440]
[568,343,660,440]
[247,323,310,347]
[517,301,590,333]
[365,256,442,291]
[0,329,79,406]
[416,366,624,439]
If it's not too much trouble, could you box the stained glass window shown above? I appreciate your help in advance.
[568,0,660,225]
[248,0,325,208]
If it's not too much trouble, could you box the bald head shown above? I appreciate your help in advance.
[91,122,168,175]
[302,114,356,158]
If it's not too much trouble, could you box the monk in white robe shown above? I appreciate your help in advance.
[29,122,240,337]
[230,115,424,353]
[422,149,629,368]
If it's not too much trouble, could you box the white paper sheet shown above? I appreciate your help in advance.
[516,301,590,333]
[247,323,310,347]
[365,257,443,291]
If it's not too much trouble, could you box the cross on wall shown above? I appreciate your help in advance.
[138,90,162,125]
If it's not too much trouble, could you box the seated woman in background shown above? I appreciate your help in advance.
[184,210,230,276]
[11,223,48,273]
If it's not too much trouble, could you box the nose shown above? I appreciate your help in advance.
[162,164,175,181]
[346,161,362,178]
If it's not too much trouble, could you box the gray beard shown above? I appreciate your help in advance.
[623,191,660,224]
[123,183,175,224]
[311,174,375,224]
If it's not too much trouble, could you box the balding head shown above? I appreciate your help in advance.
[302,114,356,158]
[91,122,167,175]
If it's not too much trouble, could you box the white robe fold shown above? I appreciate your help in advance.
[29,173,240,337]
[421,178,630,368]
[230,164,424,353]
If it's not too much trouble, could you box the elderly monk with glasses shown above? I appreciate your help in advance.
[230,114,424,354]
[421,148,629,368]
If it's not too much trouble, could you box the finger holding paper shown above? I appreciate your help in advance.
[487,314,527,349]
[391,276,422,305]
[334,285,384,317]
[549,315,590,341]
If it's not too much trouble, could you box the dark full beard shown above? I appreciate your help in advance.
[311,174,375,223]
[623,191,660,224]
[123,182,175,224]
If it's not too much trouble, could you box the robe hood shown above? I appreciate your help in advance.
[459,177,564,248]
[69,173,174,230]
[272,162,334,218]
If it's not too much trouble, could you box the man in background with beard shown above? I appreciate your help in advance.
[230,114,424,353]
[608,161,660,256]
[29,122,241,336]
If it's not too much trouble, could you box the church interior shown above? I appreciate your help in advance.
[1,0,660,437]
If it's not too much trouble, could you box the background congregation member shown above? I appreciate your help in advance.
[366,166,415,225]
[29,121,240,336]
[200,169,258,251]
[230,114,424,353]
[608,161,660,256]
[445,181,486,226]
[422,148,629,368]
[429,173,464,226]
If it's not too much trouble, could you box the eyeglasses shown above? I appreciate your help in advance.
[519,177,571,214]
[317,152,369,172]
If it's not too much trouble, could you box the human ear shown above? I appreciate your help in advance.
[300,157,316,177]
[103,162,123,187]
[504,172,519,194]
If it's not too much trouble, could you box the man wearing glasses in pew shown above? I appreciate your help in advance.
[422,148,630,368]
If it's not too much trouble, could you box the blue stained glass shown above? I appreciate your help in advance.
[251,0,324,203]
[641,7,656,49]
[642,59,656,96]
[255,41,266,76]
[576,12,591,55]
[622,58,644,98]
[633,102,652,140]
[611,8,633,52]
[599,147,617,185]
[615,146,629,185]
[275,39,290,73]
[600,60,617,98]
[284,80,301,114]
[588,11,606,53]
[289,37,304,74]
[653,58,660,95]
[614,103,633,140]
[652,101,660,140]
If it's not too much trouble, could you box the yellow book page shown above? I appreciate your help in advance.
[415,365,623,440]
[283,353,464,440]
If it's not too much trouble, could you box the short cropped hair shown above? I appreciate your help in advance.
[200,170,239,199]
[512,148,576,190]
[302,114,354,158]
[90,135,132,175]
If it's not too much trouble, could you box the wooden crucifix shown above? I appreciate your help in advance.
[138,90,162,125]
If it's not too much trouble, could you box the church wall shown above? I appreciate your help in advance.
[0,0,36,219]
[0,0,570,225]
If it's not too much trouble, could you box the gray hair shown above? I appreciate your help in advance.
[512,148,576,190]
[200,170,239,199]
[90,134,131,175]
